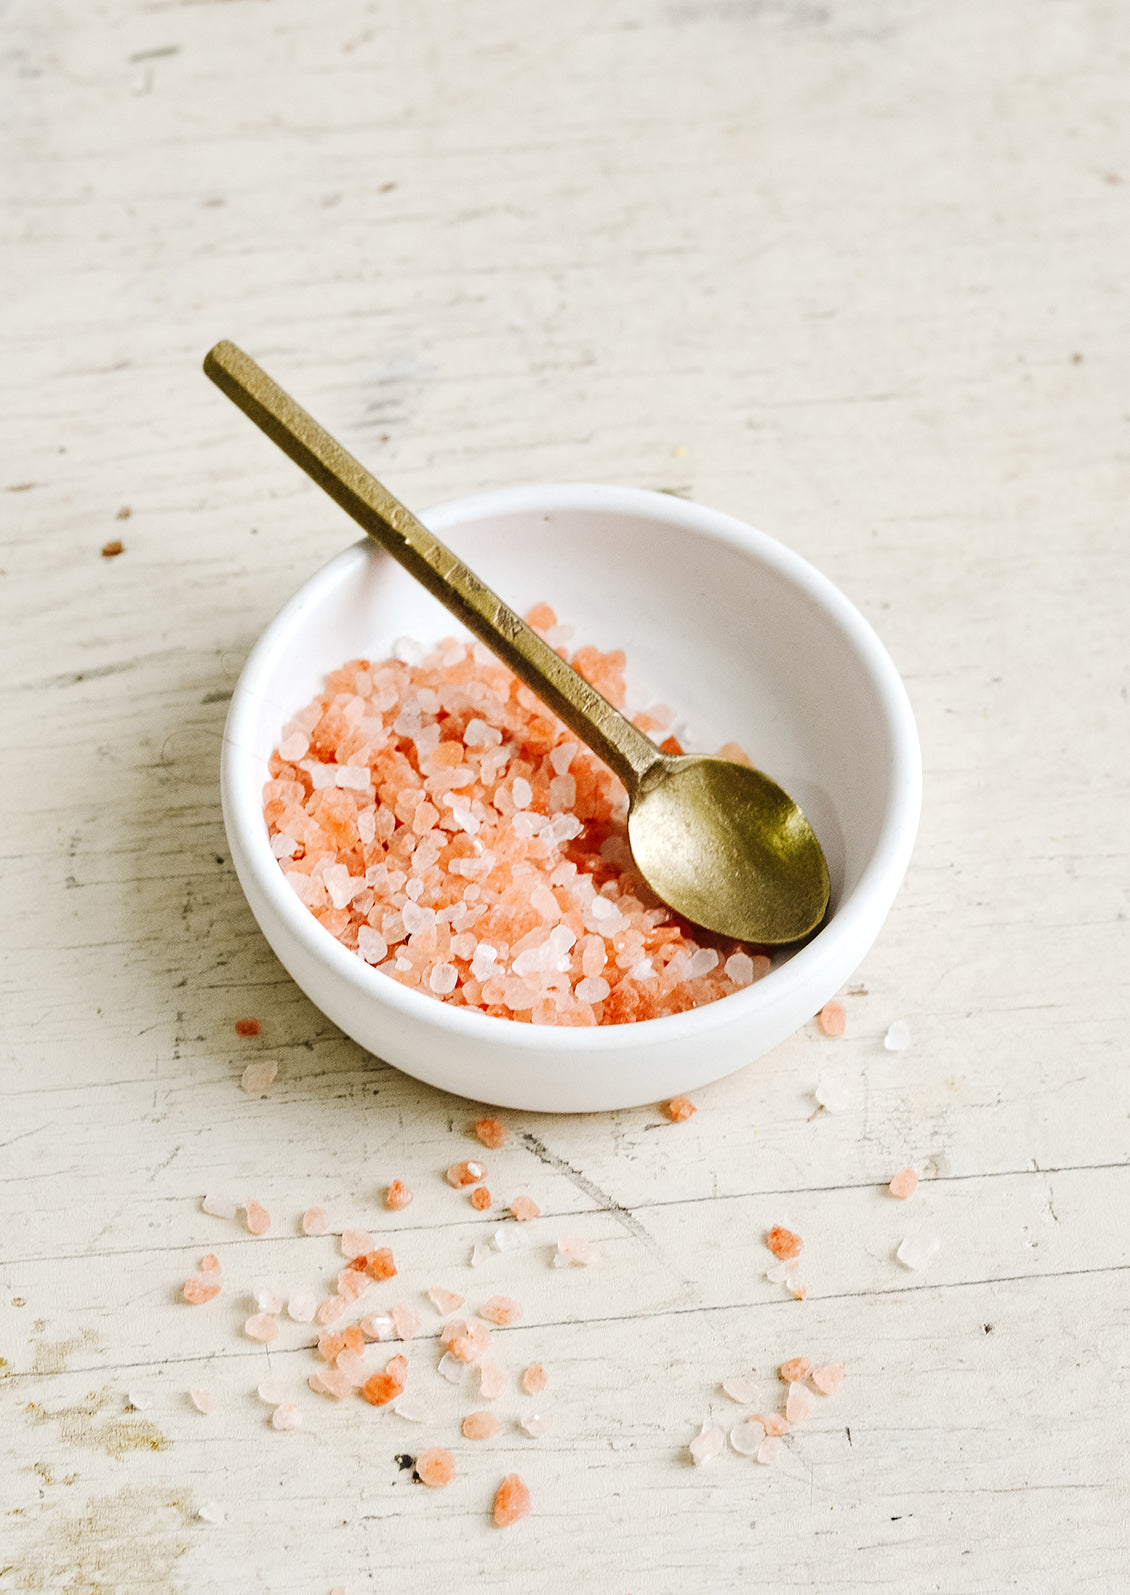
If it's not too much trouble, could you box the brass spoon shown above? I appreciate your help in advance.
[204,340,829,945]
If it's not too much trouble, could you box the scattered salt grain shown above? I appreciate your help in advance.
[201,1192,239,1220]
[271,1403,303,1432]
[392,1396,429,1422]
[428,1286,465,1316]
[479,1295,522,1326]
[447,1160,487,1188]
[896,1232,941,1271]
[358,1312,396,1341]
[244,1200,271,1236]
[884,1020,911,1052]
[520,1411,551,1438]
[391,1302,421,1340]
[721,1376,759,1404]
[438,1351,471,1386]
[126,1389,154,1411]
[812,1363,845,1396]
[416,1448,456,1488]
[240,1059,279,1094]
[302,1206,330,1236]
[553,1235,596,1267]
[662,1095,697,1122]
[814,1074,851,1113]
[729,1418,765,1456]
[817,1000,846,1037]
[492,1473,531,1527]
[779,1357,812,1384]
[889,1167,919,1200]
[765,1226,803,1261]
[255,1289,285,1315]
[244,1313,280,1343]
[785,1383,815,1424]
[474,1117,509,1150]
[189,1388,216,1414]
[492,1224,527,1253]
[182,1277,221,1305]
[197,1501,225,1524]
[287,1294,317,1323]
[470,1187,492,1211]
[340,1228,373,1258]
[257,1380,289,1406]
[479,1358,507,1399]
[234,1017,261,1037]
[462,1410,501,1440]
[760,1413,790,1437]
[755,1436,781,1466]
[470,1243,492,1267]
[689,1423,725,1465]
[385,1180,413,1210]
[509,1196,539,1222]
[198,1253,221,1274]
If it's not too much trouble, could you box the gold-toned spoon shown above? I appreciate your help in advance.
[204,340,829,945]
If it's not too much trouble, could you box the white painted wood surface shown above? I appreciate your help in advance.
[2,0,1128,1589]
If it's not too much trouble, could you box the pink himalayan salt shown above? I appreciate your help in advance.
[257,1379,289,1405]
[662,1095,696,1122]
[244,1200,271,1235]
[255,1288,285,1314]
[729,1417,765,1456]
[462,1410,502,1440]
[316,1295,348,1324]
[262,621,765,1029]
[812,1363,845,1396]
[336,1268,369,1304]
[889,1167,919,1200]
[474,1117,509,1150]
[287,1293,317,1322]
[817,999,846,1037]
[310,1367,354,1401]
[756,1435,782,1465]
[759,1413,790,1437]
[441,1319,492,1363]
[689,1424,725,1464]
[417,1448,457,1488]
[493,1473,531,1527]
[235,1017,261,1037]
[447,1160,486,1188]
[240,1059,279,1093]
[779,1357,812,1384]
[359,1311,396,1340]
[479,1295,522,1326]
[189,1387,217,1414]
[341,1228,374,1258]
[470,1186,492,1211]
[199,1253,221,1274]
[302,1206,330,1235]
[244,1313,279,1343]
[520,1411,550,1438]
[428,1285,465,1316]
[510,1196,539,1222]
[271,1403,303,1432]
[785,1383,815,1424]
[335,1349,375,1386]
[721,1376,758,1405]
[765,1226,803,1261]
[521,1363,547,1396]
[182,1276,221,1305]
[362,1366,405,1406]
[479,1358,506,1399]
[391,1302,422,1340]
[385,1180,413,1210]
[554,1235,596,1267]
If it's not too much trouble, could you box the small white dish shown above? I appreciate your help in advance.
[221,484,921,1112]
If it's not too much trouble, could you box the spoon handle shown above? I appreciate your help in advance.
[204,341,663,791]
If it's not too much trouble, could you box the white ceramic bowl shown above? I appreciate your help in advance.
[221,484,920,1112]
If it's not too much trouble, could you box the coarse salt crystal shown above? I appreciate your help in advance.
[301,1206,329,1236]
[724,952,756,987]
[755,1436,781,1465]
[474,1118,509,1150]
[509,1196,539,1222]
[492,1224,526,1253]
[492,1473,531,1528]
[126,1389,154,1411]
[765,1226,803,1260]
[287,1294,317,1323]
[721,1376,759,1405]
[897,1232,941,1271]
[189,1388,216,1414]
[479,1295,522,1326]
[428,1286,465,1316]
[447,1160,487,1189]
[257,1380,289,1406]
[244,1313,279,1343]
[553,1235,596,1267]
[885,1020,911,1051]
[197,1501,225,1524]
[244,1200,271,1236]
[470,1243,492,1267]
[201,1193,239,1220]
[463,1409,502,1440]
[479,1358,506,1399]
[817,999,846,1037]
[357,926,388,964]
[521,1364,547,1396]
[814,1074,851,1113]
[520,1411,550,1438]
[785,1383,815,1424]
[812,1363,845,1396]
[341,1228,374,1258]
[428,962,458,995]
[393,1396,429,1422]
[359,1312,396,1341]
[437,1351,471,1385]
[662,1096,696,1122]
[270,1403,303,1432]
[729,1418,765,1456]
[689,1424,725,1465]
[888,1167,919,1200]
[391,1302,421,1340]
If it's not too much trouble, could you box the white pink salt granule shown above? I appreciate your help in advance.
[262,614,771,1027]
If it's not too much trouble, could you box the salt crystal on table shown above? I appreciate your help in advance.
[817,999,846,1037]
[520,1411,551,1438]
[814,1074,851,1113]
[341,1228,373,1258]
[779,1358,812,1384]
[688,1424,725,1465]
[244,1200,271,1236]
[393,1396,429,1423]
[510,1196,540,1222]
[271,1403,303,1432]
[889,1167,919,1200]
[493,1473,531,1528]
[765,1259,790,1285]
[359,1312,396,1341]
[256,1289,285,1315]
[811,1363,845,1396]
[189,1388,216,1414]
[897,1232,941,1270]
[521,1364,547,1396]
[302,1207,330,1236]
[336,1350,374,1386]
[391,1302,421,1340]
[438,1352,471,1385]
[885,1020,911,1051]
[240,1059,279,1094]
[287,1294,317,1323]
[126,1389,154,1411]
[257,1380,289,1406]
[553,1235,596,1267]
[479,1358,506,1399]
[197,1501,225,1524]
[244,1313,279,1343]
[755,1436,781,1466]
[729,1418,765,1456]
[470,1243,491,1267]
[201,1193,239,1219]
[463,1410,502,1440]
[479,1295,522,1326]
[785,1383,815,1424]
[721,1376,759,1405]
[492,1225,526,1253]
[428,1286,465,1316]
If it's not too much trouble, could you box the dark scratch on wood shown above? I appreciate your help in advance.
[519,1131,661,1252]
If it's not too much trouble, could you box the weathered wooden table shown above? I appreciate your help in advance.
[3,2,1127,1590]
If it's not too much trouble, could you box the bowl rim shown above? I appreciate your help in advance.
[221,482,922,1052]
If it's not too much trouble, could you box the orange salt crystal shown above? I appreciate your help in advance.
[385,1180,413,1210]
[341,1228,373,1258]
[509,1196,539,1222]
[341,1324,366,1354]
[470,1187,492,1211]
[662,1095,697,1122]
[525,602,557,630]
[391,1303,421,1340]
[779,1357,812,1384]
[462,1410,501,1440]
[766,1226,803,1261]
[416,1448,456,1489]
[244,1313,279,1343]
[817,1000,846,1037]
[492,1473,531,1528]
[182,1277,221,1305]
[316,1295,348,1325]
[442,1319,492,1363]
[474,1118,509,1150]
[521,1364,547,1396]
[428,1286,464,1316]
[234,1017,262,1037]
[301,1206,329,1236]
[759,1413,790,1437]
[384,1353,408,1382]
[447,1160,487,1188]
[361,1370,403,1406]
[888,1168,919,1200]
[785,1382,815,1424]
[198,1253,221,1274]
[812,1363,845,1396]
[659,734,684,755]
[479,1296,522,1326]
[363,1247,397,1281]
[337,1268,370,1304]
[244,1200,271,1236]
[317,1332,346,1362]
